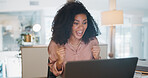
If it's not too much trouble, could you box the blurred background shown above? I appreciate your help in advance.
[0,0,148,58]
[0,0,148,77]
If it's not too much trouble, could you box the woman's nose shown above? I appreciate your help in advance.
[78,24,84,29]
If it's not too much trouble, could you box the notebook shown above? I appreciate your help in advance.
[64,57,138,78]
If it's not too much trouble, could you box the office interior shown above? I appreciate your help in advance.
[0,0,148,78]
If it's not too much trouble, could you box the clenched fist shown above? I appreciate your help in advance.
[56,46,66,65]
[92,46,101,59]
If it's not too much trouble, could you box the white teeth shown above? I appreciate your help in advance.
[77,31,82,34]
[77,31,83,36]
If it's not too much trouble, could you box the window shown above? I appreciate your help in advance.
[90,11,148,59]
[115,16,148,59]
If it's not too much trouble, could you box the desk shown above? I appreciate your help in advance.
[135,70,148,78]
[141,74,148,78]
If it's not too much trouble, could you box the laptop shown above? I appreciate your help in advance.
[64,57,138,78]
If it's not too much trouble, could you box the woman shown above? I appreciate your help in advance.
[48,1,101,77]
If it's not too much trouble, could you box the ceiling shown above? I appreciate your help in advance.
[78,0,148,11]
[0,0,148,11]
[80,0,148,17]
[0,0,148,16]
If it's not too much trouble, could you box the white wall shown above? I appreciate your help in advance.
[0,26,2,51]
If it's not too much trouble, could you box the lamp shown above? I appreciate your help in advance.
[33,24,41,32]
[101,0,123,58]
[101,10,123,26]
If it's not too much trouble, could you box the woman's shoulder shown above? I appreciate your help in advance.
[49,40,57,45]
[48,40,59,49]
[89,37,99,46]
[48,40,60,55]
[90,37,98,42]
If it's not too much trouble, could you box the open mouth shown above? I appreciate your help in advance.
[76,30,83,36]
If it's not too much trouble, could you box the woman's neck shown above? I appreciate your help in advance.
[69,37,81,46]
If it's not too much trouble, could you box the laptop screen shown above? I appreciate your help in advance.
[64,57,138,78]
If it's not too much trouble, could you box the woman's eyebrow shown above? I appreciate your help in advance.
[74,19,79,22]
[83,19,87,21]
[74,19,87,22]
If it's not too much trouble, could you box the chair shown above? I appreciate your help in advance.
[47,60,56,78]
[21,46,48,78]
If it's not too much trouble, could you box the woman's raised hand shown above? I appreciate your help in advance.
[92,46,101,59]
[56,45,66,65]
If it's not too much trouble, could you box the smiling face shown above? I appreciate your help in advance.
[70,14,88,41]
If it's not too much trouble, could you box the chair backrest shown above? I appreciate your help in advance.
[21,46,48,78]
[47,60,56,78]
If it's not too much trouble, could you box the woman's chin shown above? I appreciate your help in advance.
[75,35,83,40]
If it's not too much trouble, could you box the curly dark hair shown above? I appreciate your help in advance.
[51,1,101,45]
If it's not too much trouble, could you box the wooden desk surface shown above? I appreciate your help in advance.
[135,71,148,78]
[141,74,148,78]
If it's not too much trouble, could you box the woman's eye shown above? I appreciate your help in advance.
[83,22,87,24]
[74,22,79,25]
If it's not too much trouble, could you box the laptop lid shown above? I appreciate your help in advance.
[64,57,138,78]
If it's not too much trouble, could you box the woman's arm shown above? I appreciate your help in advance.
[91,37,101,59]
[48,40,64,76]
